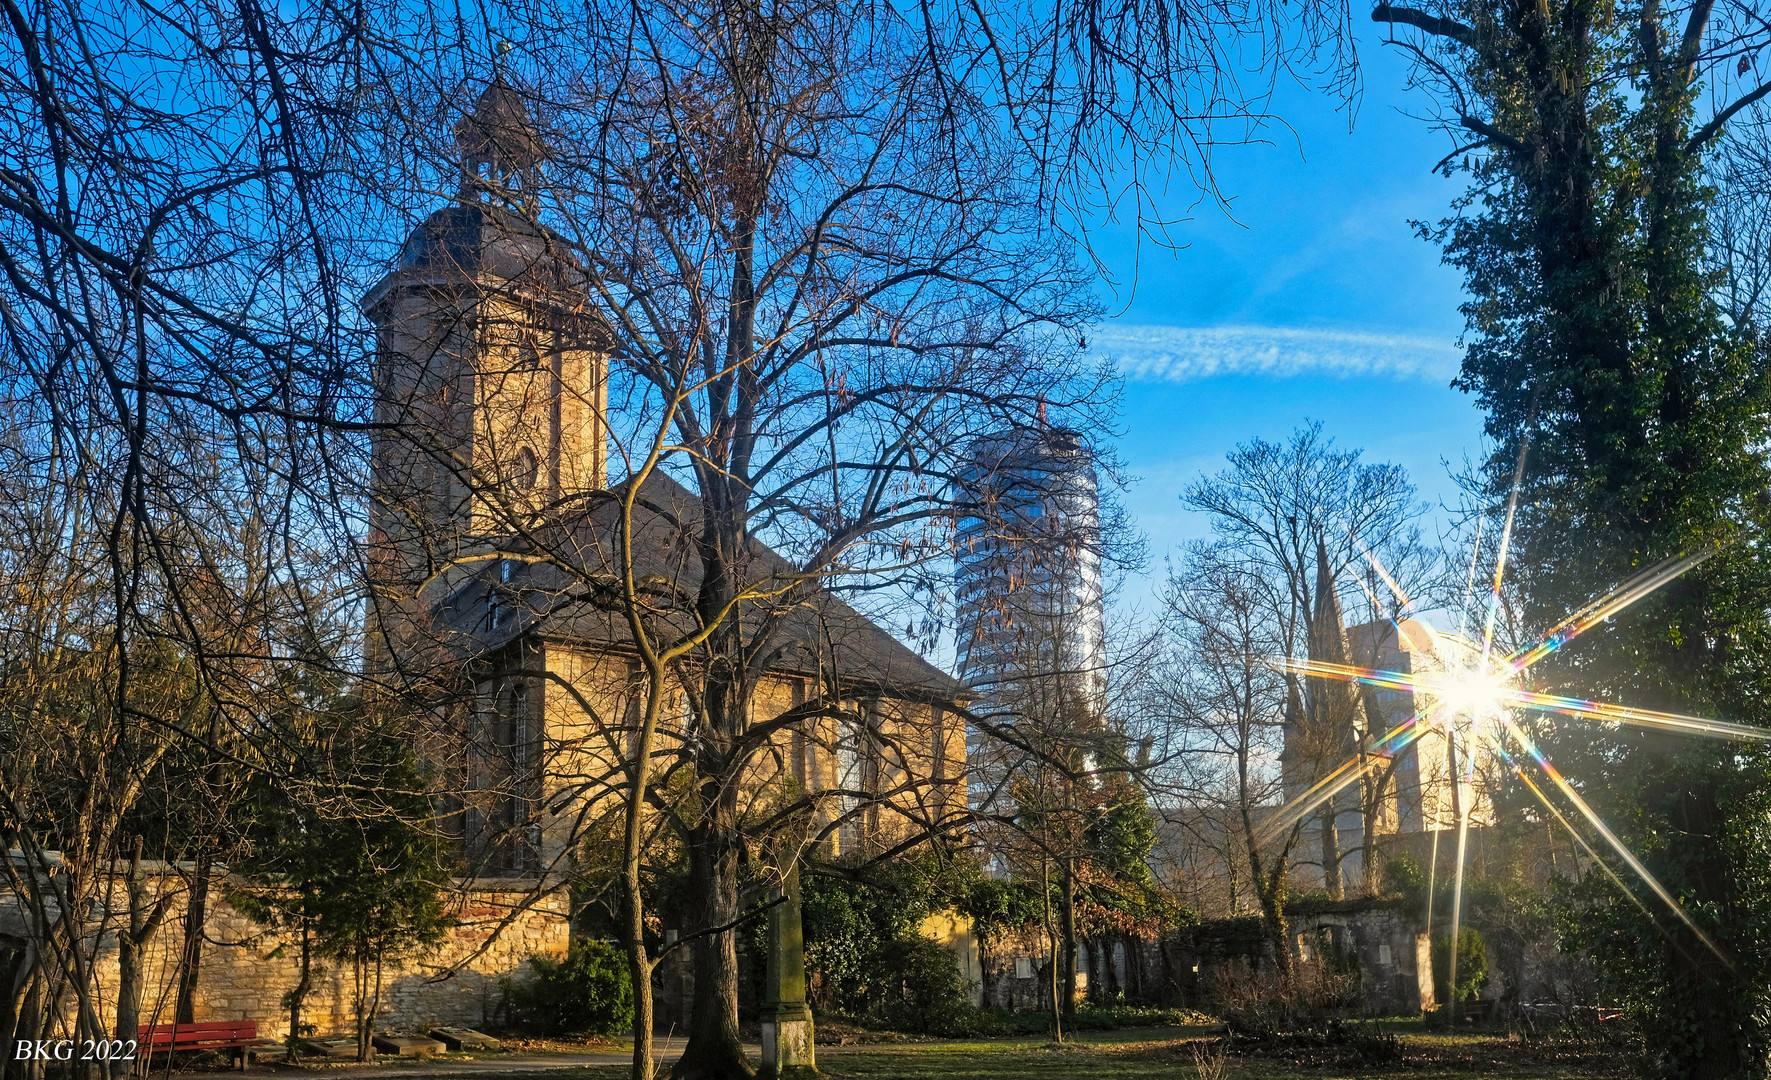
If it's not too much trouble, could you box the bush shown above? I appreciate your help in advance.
[513,940,634,1037]
[1208,958,1358,1037]
[1382,854,1429,916]
[1431,927,1488,1006]
[864,934,974,1036]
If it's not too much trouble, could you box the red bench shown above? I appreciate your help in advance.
[135,1021,273,1070]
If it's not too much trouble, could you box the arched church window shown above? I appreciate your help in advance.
[514,446,540,491]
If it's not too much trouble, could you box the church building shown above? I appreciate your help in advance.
[360,79,970,882]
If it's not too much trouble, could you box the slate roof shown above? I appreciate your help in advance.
[431,472,967,703]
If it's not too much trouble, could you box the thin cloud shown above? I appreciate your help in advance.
[1092,324,1462,383]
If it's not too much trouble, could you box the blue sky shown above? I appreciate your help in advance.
[1085,33,1493,614]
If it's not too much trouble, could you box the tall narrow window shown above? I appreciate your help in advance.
[514,446,540,491]
[505,682,529,771]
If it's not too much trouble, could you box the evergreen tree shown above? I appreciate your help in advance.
[1378,0,1771,1073]
[232,698,453,1061]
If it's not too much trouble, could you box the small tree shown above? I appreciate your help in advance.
[233,703,452,1061]
[512,940,634,1037]
[1432,928,1488,1010]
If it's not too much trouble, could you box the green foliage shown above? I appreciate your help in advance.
[236,714,452,968]
[803,851,1189,1034]
[1380,854,1428,912]
[960,877,1049,945]
[865,934,973,1036]
[229,699,453,1054]
[512,939,634,1037]
[1085,791,1157,890]
[1431,929,1488,1006]
[801,858,980,1033]
[1553,747,1771,1077]
[1404,0,1771,1070]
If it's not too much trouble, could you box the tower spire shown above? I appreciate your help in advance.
[454,77,547,202]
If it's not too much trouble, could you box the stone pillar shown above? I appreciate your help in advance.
[1412,932,1436,1012]
[760,861,816,1079]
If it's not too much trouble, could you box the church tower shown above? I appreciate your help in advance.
[363,79,608,631]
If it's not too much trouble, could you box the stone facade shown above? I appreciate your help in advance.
[1165,899,1434,1015]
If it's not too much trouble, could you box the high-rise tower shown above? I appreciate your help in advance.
[953,423,1105,830]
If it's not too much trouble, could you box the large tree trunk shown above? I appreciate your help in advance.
[113,837,167,1079]
[671,803,751,1080]
[1258,886,1290,978]
[1360,768,1388,897]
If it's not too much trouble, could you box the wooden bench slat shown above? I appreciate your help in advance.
[131,1021,270,1071]
[135,1021,265,1051]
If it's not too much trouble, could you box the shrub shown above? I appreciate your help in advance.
[1431,927,1488,1006]
[513,940,634,1037]
[864,934,974,1036]
[1381,854,1429,916]
[1208,957,1358,1037]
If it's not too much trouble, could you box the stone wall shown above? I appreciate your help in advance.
[5,870,568,1040]
[1163,899,1434,1015]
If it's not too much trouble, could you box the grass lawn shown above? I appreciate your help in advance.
[804,1025,1626,1080]
[362,1021,1628,1080]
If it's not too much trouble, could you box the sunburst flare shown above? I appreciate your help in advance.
[1258,492,1764,1008]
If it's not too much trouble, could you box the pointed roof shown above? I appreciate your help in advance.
[455,77,548,179]
[1309,538,1351,667]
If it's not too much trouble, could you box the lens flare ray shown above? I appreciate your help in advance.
[1276,657,1770,743]
[1264,488,1760,996]
[1494,745,1693,961]
[1253,712,1433,846]
[1499,719,1733,968]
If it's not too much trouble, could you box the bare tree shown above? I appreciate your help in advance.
[1180,423,1432,901]
[357,10,1118,1073]
[1157,545,1301,971]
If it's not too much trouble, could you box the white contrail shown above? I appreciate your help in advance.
[1091,324,1462,383]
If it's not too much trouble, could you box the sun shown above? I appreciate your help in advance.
[1428,665,1513,728]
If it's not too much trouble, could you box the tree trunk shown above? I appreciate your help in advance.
[285,926,312,1062]
[1059,861,1077,1020]
[628,909,656,1080]
[353,953,371,1063]
[1316,805,1343,900]
[5,958,45,1080]
[1041,855,1062,1044]
[619,660,665,1080]
[174,849,212,1025]
[113,837,165,1079]
[671,806,751,1080]
[1360,776,1385,898]
[368,953,385,1059]
[1256,877,1291,978]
